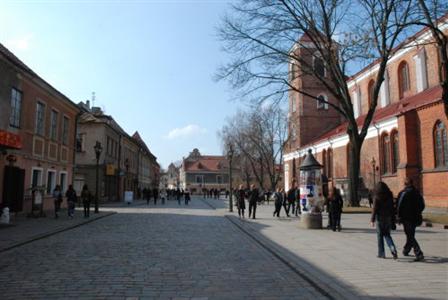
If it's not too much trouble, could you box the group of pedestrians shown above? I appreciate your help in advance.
[370,178,425,261]
[52,184,91,219]
[203,188,222,199]
[146,188,191,206]
[235,184,259,219]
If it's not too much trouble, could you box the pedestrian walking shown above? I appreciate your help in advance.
[236,185,246,218]
[161,189,166,205]
[248,184,258,219]
[272,188,283,217]
[397,178,425,261]
[286,182,297,216]
[184,189,191,205]
[281,188,290,217]
[81,184,91,218]
[153,188,158,205]
[370,182,398,259]
[65,185,77,219]
[328,187,343,231]
[176,188,181,205]
[52,185,63,219]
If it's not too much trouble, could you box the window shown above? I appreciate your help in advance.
[50,110,58,140]
[317,94,328,110]
[381,134,391,174]
[368,80,375,108]
[434,121,448,167]
[291,96,296,113]
[291,123,297,140]
[35,102,45,136]
[322,149,327,176]
[60,172,67,193]
[398,61,410,99]
[31,169,43,188]
[352,87,361,118]
[327,148,333,178]
[76,133,85,152]
[217,175,222,184]
[62,116,69,145]
[195,175,203,184]
[46,170,56,194]
[414,49,428,92]
[391,131,399,174]
[10,88,22,128]
[314,55,325,77]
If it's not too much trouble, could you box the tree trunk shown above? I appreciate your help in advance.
[348,137,362,207]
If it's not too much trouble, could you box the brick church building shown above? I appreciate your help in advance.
[284,22,448,209]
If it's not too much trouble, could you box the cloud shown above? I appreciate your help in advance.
[165,124,207,140]
[5,35,32,51]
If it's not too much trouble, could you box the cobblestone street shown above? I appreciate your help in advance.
[0,198,325,300]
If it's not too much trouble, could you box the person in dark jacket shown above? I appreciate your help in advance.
[248,184,258,219]
[370,182,398,259]
[272,188,283,217]
[286,182,297,216]
[52,185,63,219]
[328,187,343,231]
[65,185,77,219]
[184,189,191,205]
[80,184,91,218]
[397,178,425,261]
[237,185,246,218]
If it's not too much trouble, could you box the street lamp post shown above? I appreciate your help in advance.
[94,141,103,213]
[227,143,234,212]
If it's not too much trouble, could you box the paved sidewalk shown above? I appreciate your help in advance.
[0,207,115,252]
[205,197,448,300]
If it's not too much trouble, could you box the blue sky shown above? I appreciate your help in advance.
[0,0,242,169]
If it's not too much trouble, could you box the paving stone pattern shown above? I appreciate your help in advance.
[0,199,325,300]
[205,197,448,300]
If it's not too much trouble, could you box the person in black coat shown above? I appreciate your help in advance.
[248,184,258,219]
[236,185,246,218]
[328,187,344,231]
[370,182,398,259]
[286,182,297,216]
[272,188,283,217]
[397,178,425,261]
[184,189,191,205]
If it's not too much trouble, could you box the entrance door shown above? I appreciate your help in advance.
[3,166,25,212]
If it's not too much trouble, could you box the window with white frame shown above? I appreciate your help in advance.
[10,88,22,128]
[317,94,329,110]
[217,175,222,184]
[46,170,57,194]
[414,49,428,93]
[59,172,68,193]
[50,110,58,140]
[31,168,43,188]
[35,102,45,136]
[62,116,69,145]
[291,96,296,112]
[195,175,203,184]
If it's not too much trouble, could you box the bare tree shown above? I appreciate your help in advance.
[220,104,288,191]
[217,0,412,206]
[407,0,448,116]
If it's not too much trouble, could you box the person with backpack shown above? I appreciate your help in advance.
[397,178,425,261]
[370,182,398,259]
[52,185,63,219]
[81,184,91,218]
[65,185,77,219]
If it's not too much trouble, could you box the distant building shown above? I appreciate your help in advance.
[0,42,79,212]
[74,102,159,201]
[179,148,229,194]
[166,163,180,189]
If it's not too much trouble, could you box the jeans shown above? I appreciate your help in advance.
[376,220,397,257]
[403,221,423,257]
[287,201,295,216]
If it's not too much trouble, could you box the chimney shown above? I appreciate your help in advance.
[86,100,90,109]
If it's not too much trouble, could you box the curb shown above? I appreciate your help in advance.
[0,211,117,253]
[424,221,448,229]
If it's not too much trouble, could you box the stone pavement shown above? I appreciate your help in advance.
[204,197,448,300]
[0,198,326,300]
[0,207,115,252]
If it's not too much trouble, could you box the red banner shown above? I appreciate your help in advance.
[0,130,22,149]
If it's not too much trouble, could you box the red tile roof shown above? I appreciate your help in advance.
[184,156,227,172]
[303,85,443,147]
